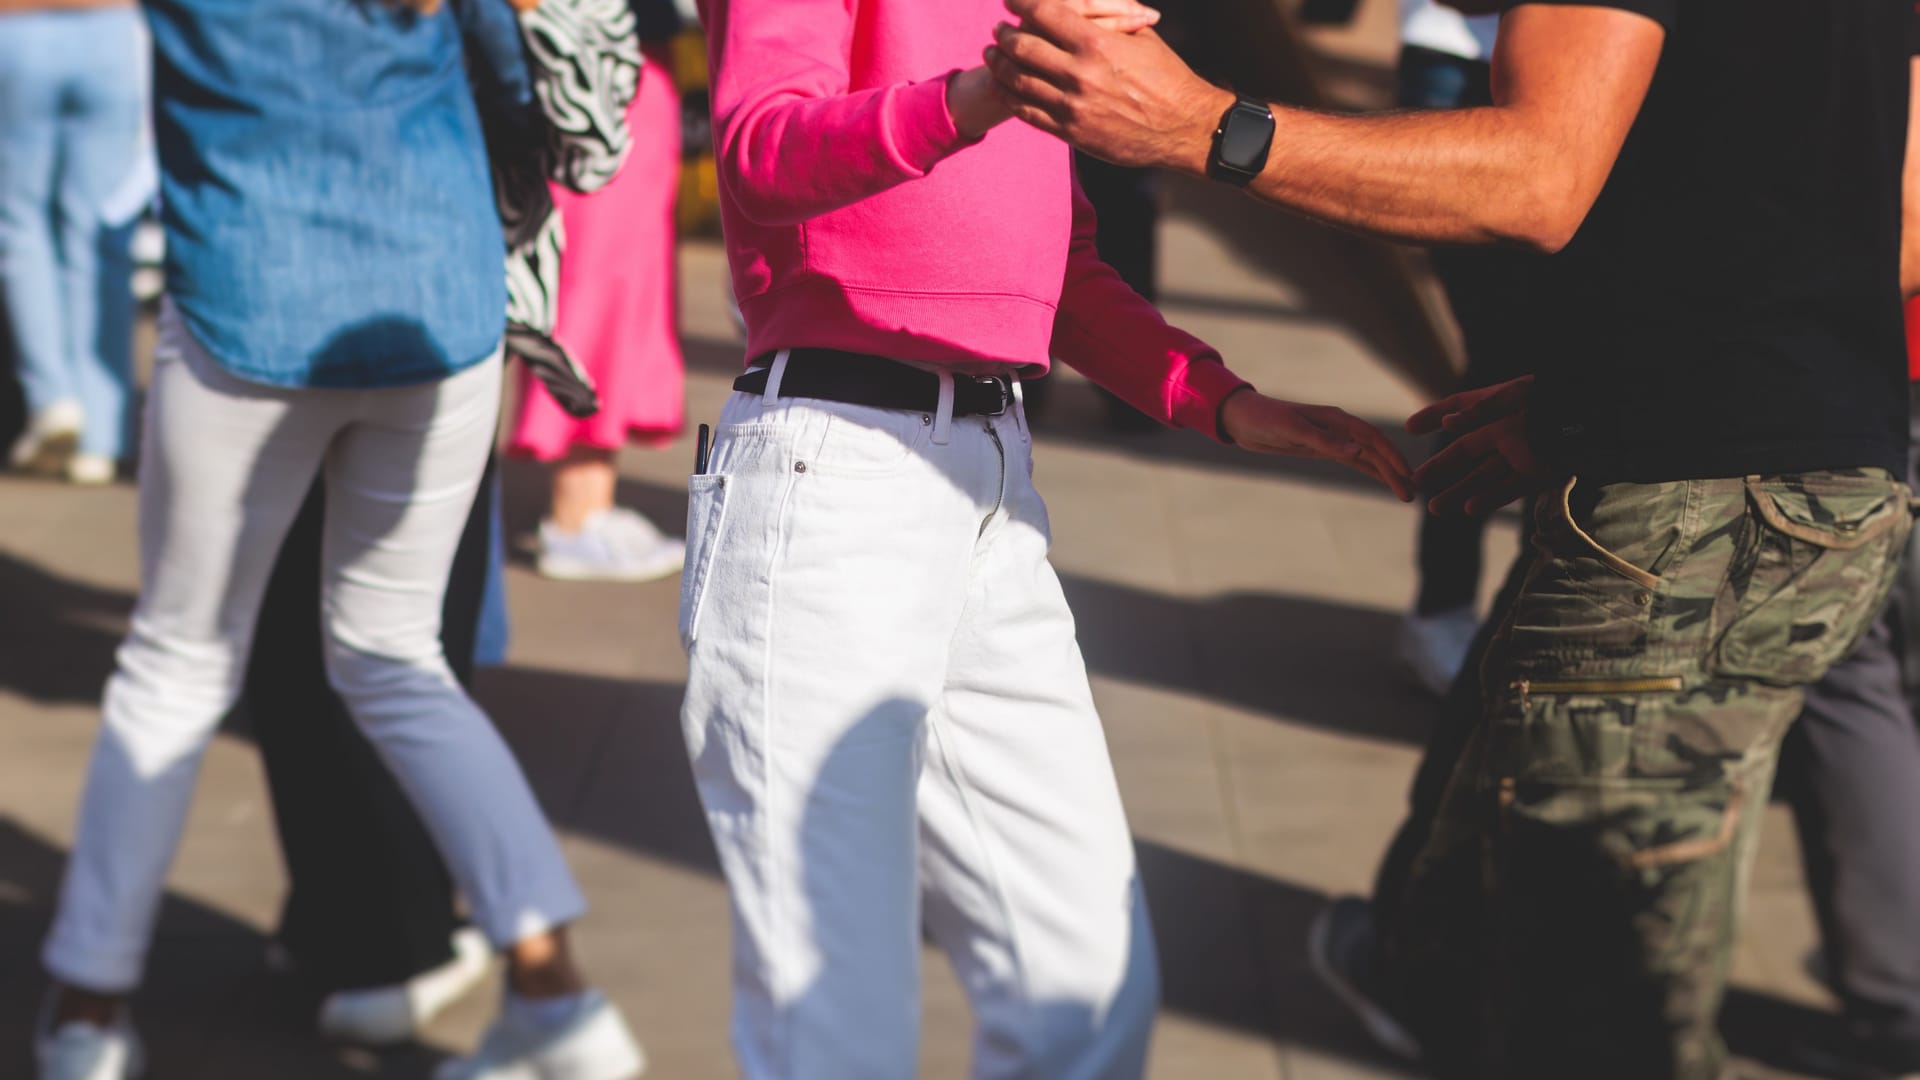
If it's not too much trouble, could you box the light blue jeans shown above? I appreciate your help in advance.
[0,6,146,459]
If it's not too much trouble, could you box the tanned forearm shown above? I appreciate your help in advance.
[992,3,1665,255]
[1238,8,1662,253]
[1237,105,1601,253]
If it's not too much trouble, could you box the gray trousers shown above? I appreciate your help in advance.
[1784,386,1920,1046]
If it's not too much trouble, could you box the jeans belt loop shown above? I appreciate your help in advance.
[932,371,956,446]
[764,348,792,404]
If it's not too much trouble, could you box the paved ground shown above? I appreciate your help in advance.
[0,39,1852,1080]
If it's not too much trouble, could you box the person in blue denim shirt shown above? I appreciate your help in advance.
[0,1,148,485]
[33,4,645,1080]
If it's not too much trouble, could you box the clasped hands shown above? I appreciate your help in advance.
[960,2,1544,512]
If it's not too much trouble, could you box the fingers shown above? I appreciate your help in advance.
[990,23,1078,88]
[1406,383,1498,435]
[1003,0,1097,49]
[1405,375,1531,435]
[1437,376,1531,434]
[1410,422,1497,492]
[1427,455,1512,517]
[985,43,1074,118]
[1076,0,1161,31]
[1344,443,1416,501]
[1329,412,1416,501]
[1244,403,1417,501]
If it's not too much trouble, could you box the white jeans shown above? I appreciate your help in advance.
[680,358,1160,1080]
[43,308,585,992]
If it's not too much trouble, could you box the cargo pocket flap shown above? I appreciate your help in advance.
[1749,479,1904,551]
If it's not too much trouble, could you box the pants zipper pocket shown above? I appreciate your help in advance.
[1513,675,1684,714]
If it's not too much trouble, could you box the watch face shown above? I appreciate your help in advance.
[1221,105,1273,172]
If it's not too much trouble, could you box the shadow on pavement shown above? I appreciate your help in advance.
[0,550,130,705]
[1063,573,1439,745]
[1160,173,1453,397]
[0,819,452,1080]
[0,507,1834,1077]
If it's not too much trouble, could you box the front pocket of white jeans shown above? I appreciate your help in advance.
[806,402,933,476]
[679,474,731,651]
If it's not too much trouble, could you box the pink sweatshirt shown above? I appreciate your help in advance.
[703,0,1251,439]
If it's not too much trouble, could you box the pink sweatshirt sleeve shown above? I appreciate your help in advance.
[704,0,977,228]
[1051,177,1252,442]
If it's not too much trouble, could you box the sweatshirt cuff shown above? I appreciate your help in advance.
[1173,354,1255,443]
[882,74,974,178]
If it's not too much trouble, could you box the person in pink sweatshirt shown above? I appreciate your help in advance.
[679,2,1414,1076]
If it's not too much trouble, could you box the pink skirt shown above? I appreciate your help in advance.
[509,46,686,461]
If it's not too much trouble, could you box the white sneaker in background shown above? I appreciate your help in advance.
[11,400,84,476]
[434,989,645,1080]
[536,507,685,584]
[319,927,493,1046]
[35,1003,145,1080]
[66,453,116,487]
[1397,605,1480,698]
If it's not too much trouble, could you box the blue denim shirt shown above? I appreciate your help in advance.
[145,0,507,389]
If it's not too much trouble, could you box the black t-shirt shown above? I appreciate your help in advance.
[1516,0,1912,483]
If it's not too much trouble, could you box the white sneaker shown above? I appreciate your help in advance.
[435,990,645,1080]
[1396,605,1480,698]
[536,508,685,584]
[11,400,84,476]
[320,927,493,1046]
[36,1003,145,1080]
[66,453,116,487]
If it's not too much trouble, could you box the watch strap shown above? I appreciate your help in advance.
[1208,96,1275,188]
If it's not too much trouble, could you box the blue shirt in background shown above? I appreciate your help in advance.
[145,0,506,390]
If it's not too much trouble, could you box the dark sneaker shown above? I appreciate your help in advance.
[1307,896,1423,1062]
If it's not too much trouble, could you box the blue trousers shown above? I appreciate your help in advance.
[0,7,145,458]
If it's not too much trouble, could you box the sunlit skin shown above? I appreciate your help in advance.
[985,0,1675,513]
[950,0,1421,498]
[988,8,1920,514]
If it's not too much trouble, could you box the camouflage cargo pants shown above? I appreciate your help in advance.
[1384,469,1914,1080]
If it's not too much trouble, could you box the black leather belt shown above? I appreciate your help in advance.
[735,348,1015,418]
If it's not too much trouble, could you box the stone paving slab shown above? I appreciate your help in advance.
[0,176,1838,1080]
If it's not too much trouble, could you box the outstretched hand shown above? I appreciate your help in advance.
[1222,392,1417,502]
[1407,376,1547,516]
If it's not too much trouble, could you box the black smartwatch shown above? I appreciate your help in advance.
[1208,96,1275,188]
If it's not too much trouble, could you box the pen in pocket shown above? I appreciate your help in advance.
[695,423,711,475]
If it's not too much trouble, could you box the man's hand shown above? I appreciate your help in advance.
[985,0,1230,172]
[1407,376,1548,516]
[1222,392,1416,502]
[951,0,1166,141]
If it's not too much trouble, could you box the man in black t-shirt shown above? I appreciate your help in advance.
[988,2,1919,1078]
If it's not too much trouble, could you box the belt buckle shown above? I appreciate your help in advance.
[970,375,1011,416]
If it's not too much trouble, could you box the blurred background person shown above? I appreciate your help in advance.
[32,1,645,1078]
[0,0,149,486]
[245,0,643,1048]
[507,0,691,584]
[1773,107,1920,1069]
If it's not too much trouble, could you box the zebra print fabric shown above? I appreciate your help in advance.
[498,0,645,416]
